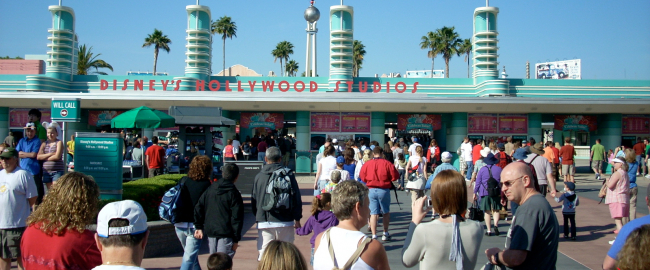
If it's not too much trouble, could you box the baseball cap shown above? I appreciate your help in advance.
[565,182,576,191]
[97,200,148,238]
[441,151,452,160]
[336,156,345,164]
[0,147,18,158]
[23,122,35,129]
[332,138,338,143]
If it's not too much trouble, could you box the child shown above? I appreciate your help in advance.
[554,182,579,240]
[207,252,232,270]
[394,153,407,190]
[322,170,341,193]
[296,193,338,265]
[335,156,350,181]
[194,163,244,258]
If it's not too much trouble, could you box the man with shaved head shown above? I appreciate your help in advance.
[485,162,559,269]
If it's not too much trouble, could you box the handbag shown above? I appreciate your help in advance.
[598,178,608,204]
[468,200,484,221]
[405,172,426,190]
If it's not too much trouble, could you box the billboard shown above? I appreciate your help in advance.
[535,59,581,79]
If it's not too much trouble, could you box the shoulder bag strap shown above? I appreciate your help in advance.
[341,236,372,270]
[326,229,339,268]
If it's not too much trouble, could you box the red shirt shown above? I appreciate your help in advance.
[224,145,234,158]
[145,144,166,168]
[21,224,102,270]
[551,147,560,164]
[559,145,575,165]
[633,142,645,155]
[360,158,400,189]
[472,144,482,164]
[257,141,268,153]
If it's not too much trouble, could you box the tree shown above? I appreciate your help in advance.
[352,40,366,77]
[459,38,473,78]
[0,56,23,59]
[271,41,294,76]
[420,31,441,77]
[76,44,113,75]
[435,26,462,78]
[142,29,171,76]
[212,16,237,76]
[285,60,299,77]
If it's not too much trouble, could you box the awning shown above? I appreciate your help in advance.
[168,106,236,126]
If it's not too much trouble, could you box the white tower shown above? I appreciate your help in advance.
[304,1,320,77]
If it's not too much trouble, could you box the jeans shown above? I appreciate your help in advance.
[397,169,405,188]
[208,237,235,258]
[466,161,474,180]
[42,171,63,184]
[563,213,576,238]
[258,152,266,164]
[175,227,202,270]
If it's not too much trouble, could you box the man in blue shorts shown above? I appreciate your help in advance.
[602,182,650,269]
[360,146,400,241]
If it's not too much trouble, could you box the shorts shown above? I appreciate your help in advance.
[591,160,603,172]
[283,153,290,163]
[1,227,25,259]
[562,164,575,176]
[42,171,63,183]
[368,188,391,215]
[608,202,630,219]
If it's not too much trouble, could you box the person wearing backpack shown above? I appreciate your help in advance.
[173,155,212,270]
[472,153,503,236]
[251,147,303,261]
[194,162,244,259]
[495,143,512,169]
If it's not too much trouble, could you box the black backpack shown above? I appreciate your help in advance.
[485,165,501,197]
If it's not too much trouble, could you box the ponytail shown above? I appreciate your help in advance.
[310,193,332,216]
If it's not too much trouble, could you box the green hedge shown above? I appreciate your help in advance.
[99,174,187,222]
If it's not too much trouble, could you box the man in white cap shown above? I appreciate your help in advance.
[93,200,149,270]
[408,136,421,157]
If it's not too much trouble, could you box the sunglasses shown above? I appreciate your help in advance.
[501,176,524,188]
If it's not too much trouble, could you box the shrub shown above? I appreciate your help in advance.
[98,174,187,222]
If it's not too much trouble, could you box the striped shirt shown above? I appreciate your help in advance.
[43,140,65,173]
[605,169,630,204]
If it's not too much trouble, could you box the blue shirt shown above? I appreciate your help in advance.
[15,136,42,176]
[607,215,650,259]
[627,162,638,188]
[425,162,458,189]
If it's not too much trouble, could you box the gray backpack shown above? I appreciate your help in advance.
[261,167,294,212]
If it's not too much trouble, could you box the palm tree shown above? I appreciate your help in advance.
[212,16,237,76]
[435,26,462,78]
[352,40,366,77]
[459,38,472,78]
[419,31,441,77]
[142,29,171,76]
[76,44,113,75]
[285,60,299,77]
[271,41,294,76]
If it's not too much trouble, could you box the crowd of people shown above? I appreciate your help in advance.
[2,128,650,270]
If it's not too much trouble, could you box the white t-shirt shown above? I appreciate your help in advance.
[319,156,338,181]
[231,140,241,154]
[408,156,425,174]
[0,167,37,229]
[313,227,373,270]
[461,142,473,161]
[92,265,146,270]
[408,143,422,157]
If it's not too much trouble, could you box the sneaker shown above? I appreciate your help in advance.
[609,239,615,245]
[485,231,493,236]
[564,235,570,239]
[645,174,650,179]
[494,227,500,236]
[382,232,391,241]
[371,235,378,240]
[595,174,599,180]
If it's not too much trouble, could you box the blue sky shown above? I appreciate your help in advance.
[1,0,649,80]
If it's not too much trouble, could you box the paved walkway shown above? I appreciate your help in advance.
[135,170,649,270]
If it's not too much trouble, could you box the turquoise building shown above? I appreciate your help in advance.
[1,2,649,171]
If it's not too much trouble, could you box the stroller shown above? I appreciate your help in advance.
[166,152,181,174]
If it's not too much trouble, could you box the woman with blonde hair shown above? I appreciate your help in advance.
[257,240,308,270]
[403,170,484,269]
[354,148,373,182]
[406,145,427,202]
[314,145,337,195]
[37,122,64,189]
[20,172,102,270]
[606,158,630,239]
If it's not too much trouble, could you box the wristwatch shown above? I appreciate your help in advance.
[494,253,501,265]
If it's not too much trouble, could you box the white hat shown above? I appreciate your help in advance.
[332,138,338,143]
[441,151,453,160]
[480,147,491,158]
[97,200,148,238]
[611,158,625,164]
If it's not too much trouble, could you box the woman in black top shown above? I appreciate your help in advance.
[175,155,212,270]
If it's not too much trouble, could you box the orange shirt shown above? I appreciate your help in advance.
[559,145,575,165]
[543,146,555,163]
